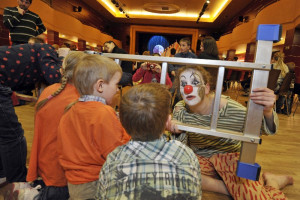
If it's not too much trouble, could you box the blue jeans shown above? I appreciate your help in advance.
[0,84,27,182]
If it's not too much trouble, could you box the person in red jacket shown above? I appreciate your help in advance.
[132,62,172,88]
[27,51,86,199]
[57,54,130,200]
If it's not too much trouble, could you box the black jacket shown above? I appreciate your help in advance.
[112,46,133,74]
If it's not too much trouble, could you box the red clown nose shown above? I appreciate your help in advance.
[184,85,193,94]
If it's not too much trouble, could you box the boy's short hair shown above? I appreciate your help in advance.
[119,83,171,141]
[28,36,45,44]
[73,55,122,95]
[179,37,191,46]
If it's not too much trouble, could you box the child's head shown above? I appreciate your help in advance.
[175,65,212,107]
[62,51,86,82]
[35,51,86,111]
[73,55,122,105]
[179,37,191,53]
[119,83,171,141]
[201,36,219,57]
[28,36,45,44]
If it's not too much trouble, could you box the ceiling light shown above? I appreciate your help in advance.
[206,0,210,3]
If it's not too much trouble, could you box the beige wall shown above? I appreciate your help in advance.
[217,0,300,53]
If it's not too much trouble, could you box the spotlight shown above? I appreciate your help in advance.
[111,0,116,4]
[73,6,82,12]
[206,0,210,3]
[115,2,119,7]
[119,7,123,12]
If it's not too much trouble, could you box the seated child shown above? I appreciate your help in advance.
[132,62,172,88]
[26,51,86,200]
[57,55,130,199]
[95,83,202,200]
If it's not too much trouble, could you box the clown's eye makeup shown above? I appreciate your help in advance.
[180,80,187,87]
[192,79,200,86]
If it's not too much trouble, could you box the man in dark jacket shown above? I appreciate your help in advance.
[0,43,62,183]
[103,41,132,86]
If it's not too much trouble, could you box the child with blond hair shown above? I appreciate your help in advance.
[26,51,86,199]
[57,54,130,199]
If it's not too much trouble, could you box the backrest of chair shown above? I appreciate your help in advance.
[295,66,300,84]
[267,69,281,90]
[278,72,294,95]
[229,70,242,82]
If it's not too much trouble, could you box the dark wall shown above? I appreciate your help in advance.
[0,15,10,46]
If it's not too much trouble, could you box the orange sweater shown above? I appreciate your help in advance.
[57,101,130,185]
[27,83,79,186]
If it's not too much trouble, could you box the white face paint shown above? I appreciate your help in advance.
[179,69,205,106]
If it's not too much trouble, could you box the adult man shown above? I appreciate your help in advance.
[0,43,62,183]
[103,41,133,86]
[3,0,46,45]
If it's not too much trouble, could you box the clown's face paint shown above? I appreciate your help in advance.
[180,69,205,106]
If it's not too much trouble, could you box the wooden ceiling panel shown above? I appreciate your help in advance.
[50,0,278,40]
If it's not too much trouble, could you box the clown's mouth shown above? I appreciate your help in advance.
[186,95,196,100]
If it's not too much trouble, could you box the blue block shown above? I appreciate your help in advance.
[236,161,261,181]
[256,24,282,42]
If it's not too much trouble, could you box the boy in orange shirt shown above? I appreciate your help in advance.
[57,54,130,199]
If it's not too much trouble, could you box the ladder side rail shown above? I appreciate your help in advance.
[240,40,273,164]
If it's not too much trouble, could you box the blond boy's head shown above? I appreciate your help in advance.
[73,55,122,104]
[119,83,171,141]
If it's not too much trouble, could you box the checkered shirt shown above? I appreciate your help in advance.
[95,137,202,200]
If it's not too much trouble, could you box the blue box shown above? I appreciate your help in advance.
[256,24,282,42]
[236,161,261,181]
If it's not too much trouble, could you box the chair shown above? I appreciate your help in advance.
[293,83,300,116]
[277,72,294,116]
[267,69,281,91]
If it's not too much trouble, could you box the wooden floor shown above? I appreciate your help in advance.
[8,89,300,199]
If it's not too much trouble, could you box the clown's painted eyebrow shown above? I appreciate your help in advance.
[190,72,203,84]
[180,74,187,79]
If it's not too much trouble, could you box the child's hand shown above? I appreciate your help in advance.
[166,119,181,134]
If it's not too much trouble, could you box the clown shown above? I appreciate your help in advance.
[171,65,293,199]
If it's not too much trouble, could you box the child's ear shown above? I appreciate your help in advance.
[95,79,104,93]
[165,114,172,129]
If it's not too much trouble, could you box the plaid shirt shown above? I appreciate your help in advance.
[95,137,202,200]
[78,95,106,104]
